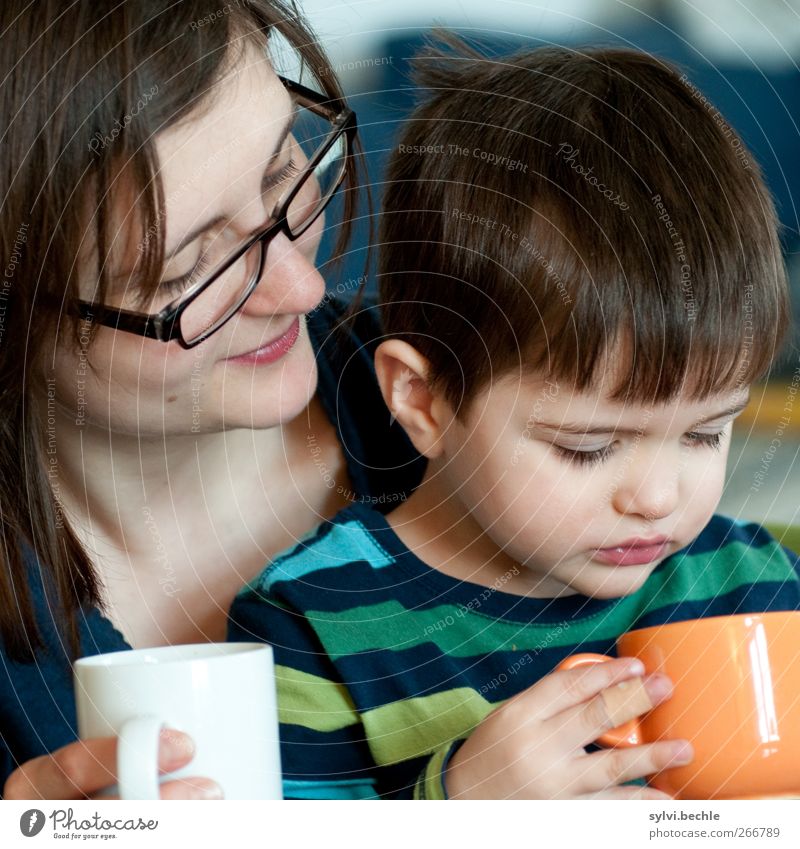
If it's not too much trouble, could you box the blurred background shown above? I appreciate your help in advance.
[298,0,800,547]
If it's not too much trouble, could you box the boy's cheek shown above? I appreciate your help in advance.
[487,462,584,533]
[682,452,728,530]
[499,451,561,499]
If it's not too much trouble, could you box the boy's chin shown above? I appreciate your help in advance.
[576,560,662,600]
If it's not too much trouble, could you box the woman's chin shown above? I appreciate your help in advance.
[225,346,318,430]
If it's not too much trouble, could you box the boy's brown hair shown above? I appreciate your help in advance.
[378,33,791,413]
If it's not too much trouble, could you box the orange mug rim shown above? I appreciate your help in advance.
[619,609,800,643]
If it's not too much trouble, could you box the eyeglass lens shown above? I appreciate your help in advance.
[178,106,348,345]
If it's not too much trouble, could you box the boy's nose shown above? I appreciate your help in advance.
[611,450,681,521]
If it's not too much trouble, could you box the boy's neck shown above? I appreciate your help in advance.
[385,460,578,599]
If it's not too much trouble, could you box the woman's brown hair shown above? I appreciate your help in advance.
[0,0,358,662]
[379,32,791,414]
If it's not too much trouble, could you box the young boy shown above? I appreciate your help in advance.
[228,36,800,800]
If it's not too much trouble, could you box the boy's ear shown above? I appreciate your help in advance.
[374,339,450,459]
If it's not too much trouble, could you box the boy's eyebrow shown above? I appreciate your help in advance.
[696,397,751,424]
[536,398,751,435]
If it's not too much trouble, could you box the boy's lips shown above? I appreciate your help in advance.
[592,536,670,567]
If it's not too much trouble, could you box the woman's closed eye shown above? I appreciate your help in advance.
[159,253,212,300]
[262,157,300,193]
[155,157,302,302]
[554,430,725,468]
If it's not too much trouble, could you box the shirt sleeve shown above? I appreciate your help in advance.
[228,586,381,800]
[413,740,462,800]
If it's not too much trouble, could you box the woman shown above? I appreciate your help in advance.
[0,0,423,799]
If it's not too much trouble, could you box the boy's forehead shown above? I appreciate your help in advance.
[508,368,750,425]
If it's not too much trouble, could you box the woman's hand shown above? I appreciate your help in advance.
[445,657,693,799]
[3,728,223,800]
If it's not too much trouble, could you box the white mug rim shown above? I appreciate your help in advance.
[74,641,271,670]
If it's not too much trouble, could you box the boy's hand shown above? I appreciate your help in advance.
[445,657,692,799]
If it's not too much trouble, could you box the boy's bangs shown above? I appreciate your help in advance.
[495,116,791,402]
[522,224,784,404]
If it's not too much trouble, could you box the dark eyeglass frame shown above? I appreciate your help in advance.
[74,76,357,349]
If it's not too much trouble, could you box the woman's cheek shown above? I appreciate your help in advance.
[66,330,203,431]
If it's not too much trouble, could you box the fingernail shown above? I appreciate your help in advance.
[188,779,224,800]
[668,741,694,766]
[625,658,646,676]
[159,728,195,767]
[644,673,673,702]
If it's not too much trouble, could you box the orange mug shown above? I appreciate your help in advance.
[558,611,800,799]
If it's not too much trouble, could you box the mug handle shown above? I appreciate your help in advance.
[117,715,164,800]
[557,653,642,748]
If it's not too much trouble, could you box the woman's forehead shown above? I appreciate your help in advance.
[153,44,293,255]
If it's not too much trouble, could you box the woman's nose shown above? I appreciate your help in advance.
[241,228,326,317]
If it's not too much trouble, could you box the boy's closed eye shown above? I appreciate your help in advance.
[551,429,726,468]
[535,396,750,469]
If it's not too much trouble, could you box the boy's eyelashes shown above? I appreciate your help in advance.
[552,430,725,468]
[553,443,614,467]
[682,430,725,449]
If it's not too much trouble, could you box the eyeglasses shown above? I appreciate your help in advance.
[75,77,357,348]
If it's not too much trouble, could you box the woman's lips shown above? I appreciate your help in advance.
[592,539,670,567]
[225,317,300,366]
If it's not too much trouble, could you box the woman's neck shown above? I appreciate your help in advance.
[49,393,351,648]
[52,407,292,558]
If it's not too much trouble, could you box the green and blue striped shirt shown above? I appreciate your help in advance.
[228,503,800,799]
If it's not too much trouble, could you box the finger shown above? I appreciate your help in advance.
[4,740,117,800]
[546,673,674,751]
[159,777,224,800]
[571,739,694,795]
[3,729,195,800]
[530,658,647,722]
[601,676,657,726]
[96,777,224,801]
[580,785,675,801]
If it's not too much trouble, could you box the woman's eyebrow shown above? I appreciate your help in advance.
[164,111,297,260]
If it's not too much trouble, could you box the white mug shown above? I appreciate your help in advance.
[74,643,282,800]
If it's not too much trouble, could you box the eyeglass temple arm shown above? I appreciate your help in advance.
[74,300,175,341]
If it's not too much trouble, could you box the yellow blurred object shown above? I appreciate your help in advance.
[736,380,800,434]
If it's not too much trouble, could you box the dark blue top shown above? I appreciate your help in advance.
[0,297,426,792]
[228,503,800,799]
